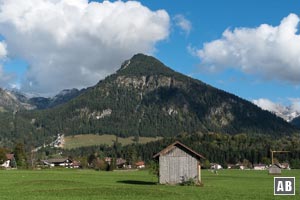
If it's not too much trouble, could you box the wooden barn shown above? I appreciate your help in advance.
[153,141,205,185]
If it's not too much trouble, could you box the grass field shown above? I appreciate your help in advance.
[0,169,300,200]
[63,134,162,149]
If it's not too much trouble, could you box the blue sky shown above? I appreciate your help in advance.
[140,0,300,105]
[0,0,299,111]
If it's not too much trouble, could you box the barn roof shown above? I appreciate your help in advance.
[269,164,281,169]
[153,141,205,160]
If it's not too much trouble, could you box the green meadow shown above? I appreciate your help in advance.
[0,169,299,200]
[63,134,162,149]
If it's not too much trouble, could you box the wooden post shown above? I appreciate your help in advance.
[271,150,274,165]
[270,150,290,165]
[198,163,201,183]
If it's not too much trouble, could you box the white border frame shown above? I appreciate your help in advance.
[274,177,295,196]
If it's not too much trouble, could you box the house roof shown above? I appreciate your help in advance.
[6,154,14,160]
[153,141,205,160]
[71,160,81,166]
[135,161,145,166]
[45,158,71,163]
[116,158,126,165]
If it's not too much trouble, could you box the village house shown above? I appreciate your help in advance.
[42,158,73,168]
[116,158,128,168]
[210,163,223,170]
[279,162,290,170]
[1,154,16,168]
[253,164,267,170]
[104,157,130,169]
[227,163,245,169]
[70,160,81,169]
[135,161,145,169]
[227,164,235,169]
[153,141,205,185]
[235,162,246,170]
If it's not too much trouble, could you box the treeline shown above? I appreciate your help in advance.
[2,132,300,169]
[38,132,300,169]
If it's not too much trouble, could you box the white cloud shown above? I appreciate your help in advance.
[0,41,12,86]
[0,41,7,59]
[0,0,170,95]
[289,98,300,112]
[195,14,300,84]
[253,98,286,113]
[0,65,14,87]
[174,14,192,35]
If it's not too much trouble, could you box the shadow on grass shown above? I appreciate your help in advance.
[117,180,156,185]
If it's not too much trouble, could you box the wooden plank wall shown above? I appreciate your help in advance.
[159,146,198,184]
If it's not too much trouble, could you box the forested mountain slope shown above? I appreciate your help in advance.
[0,54,298,147]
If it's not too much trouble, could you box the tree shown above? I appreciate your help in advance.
[242,159,252,168]
[202,159,211,169]
[10,157,17,168]
[0,148,7,164]
[13,143,27,168]
[77,157,88,169]
[291,159,300,169]
[109,157,116,171]
[88,154,97,167]
[148,160,159,178]
[261,157,271,165]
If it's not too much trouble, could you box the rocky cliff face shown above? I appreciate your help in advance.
[0,88,35,112]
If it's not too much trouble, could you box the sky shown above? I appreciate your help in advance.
[0,0,299,113]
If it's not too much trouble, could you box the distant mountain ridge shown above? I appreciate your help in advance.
[28,88,84,109]
[0,88,35,112]
[275,109,300,122]
[0,88,84,111]
[253,99,300,122]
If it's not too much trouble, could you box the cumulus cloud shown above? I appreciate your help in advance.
[290,98,300,112]
[0,66,14,88]
[0,41,7,59]
[196,14,300,84]
[0,41,13,87]
[253,99,286,113]
[174,14,192,35]
[0,0,170,95]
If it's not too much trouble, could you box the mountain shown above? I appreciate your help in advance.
[0,54,298,147]
[291,116,300,128]
[29,88,84,109]
[0,88,35,112]
[252,99,300,122]
[282,110,300,122]
[0,88,84,110]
